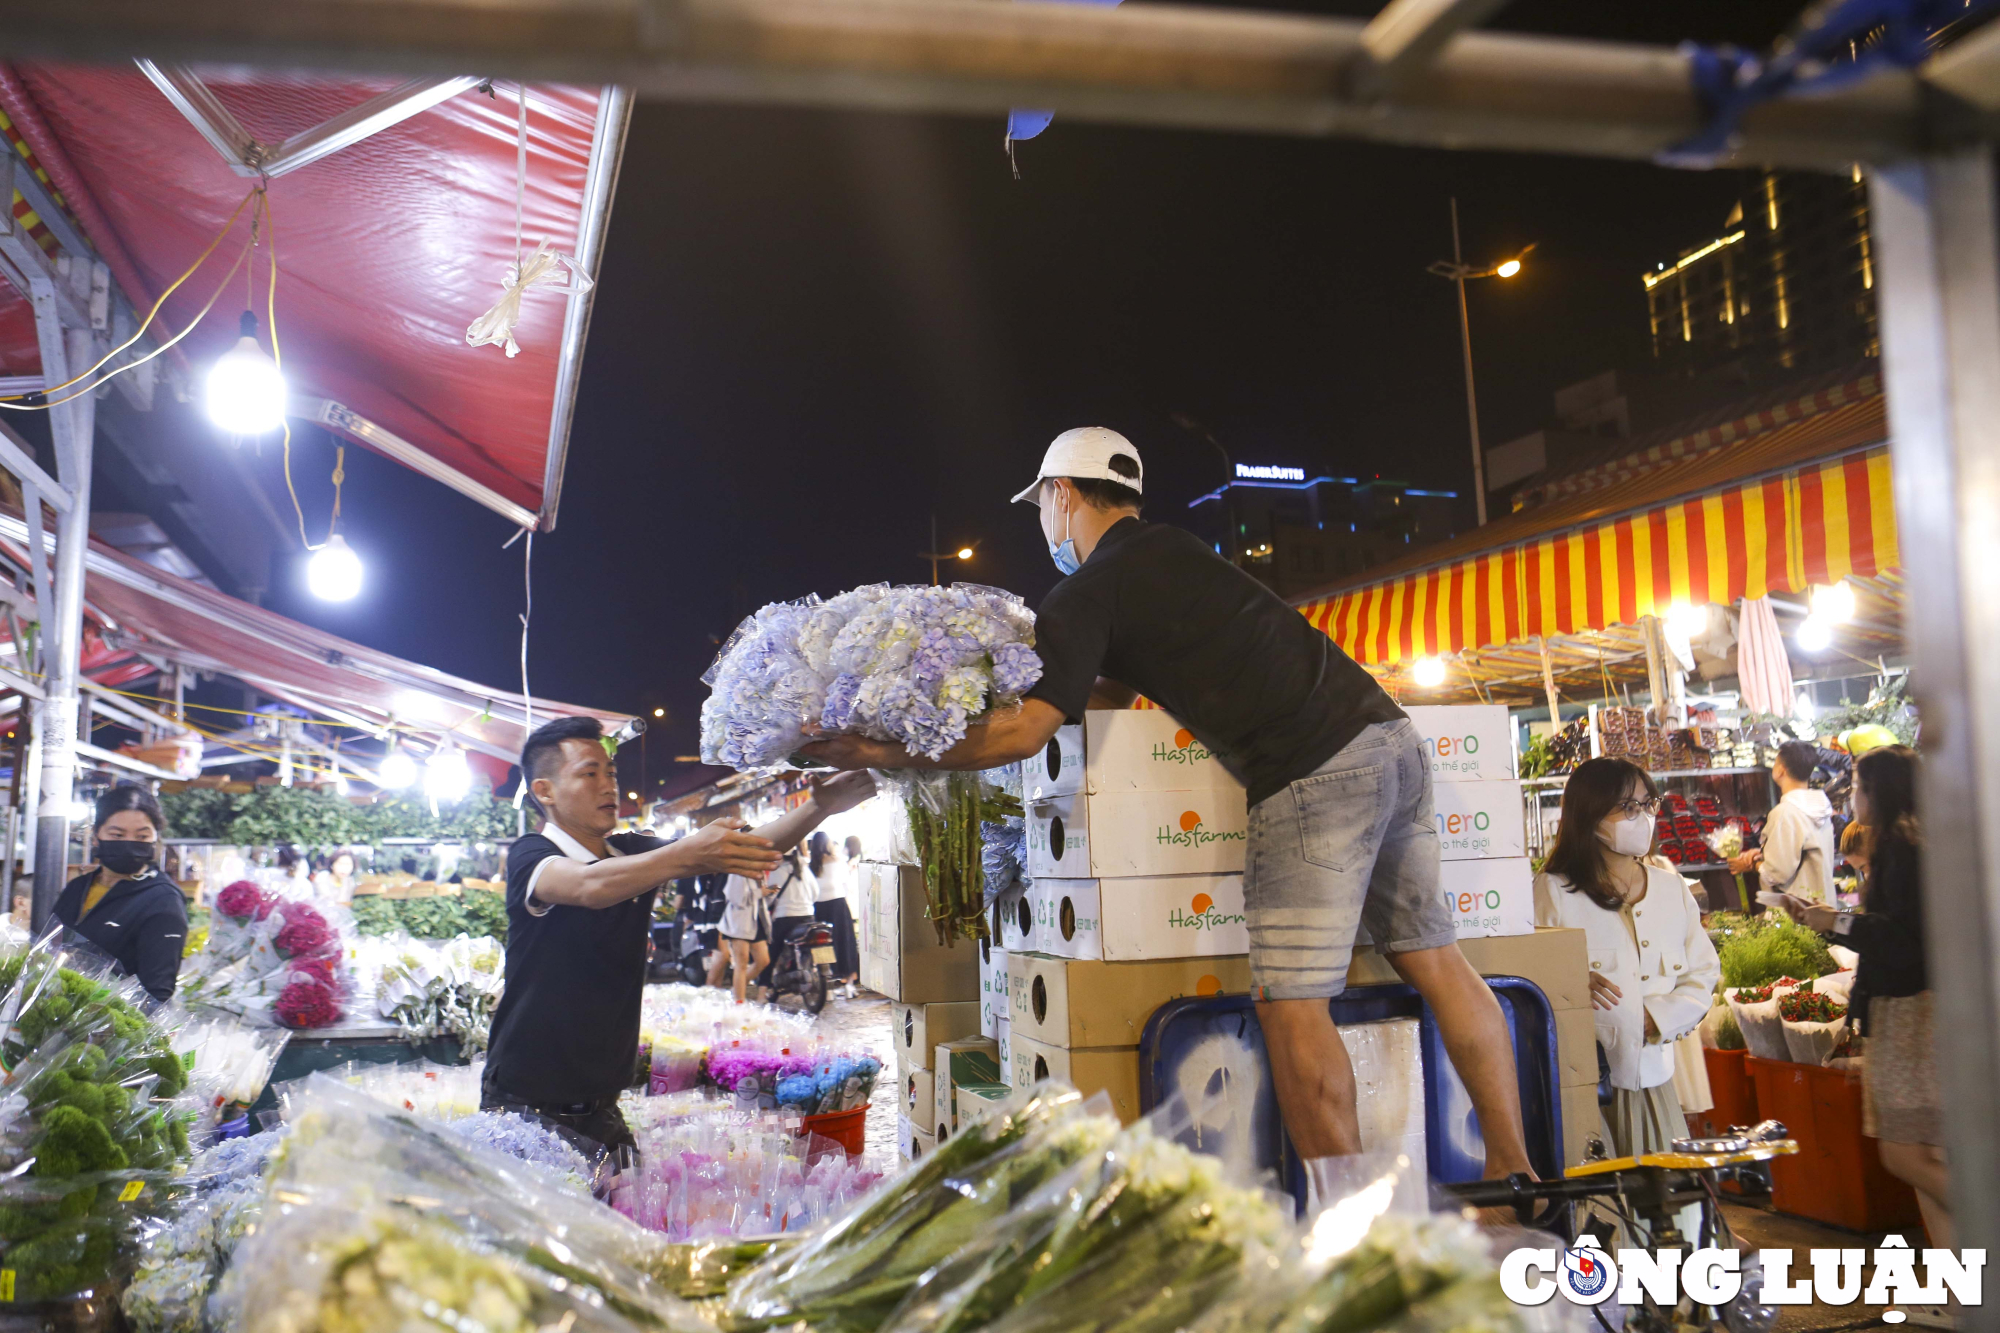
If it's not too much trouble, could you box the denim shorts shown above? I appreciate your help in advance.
[1244,717,1457,1001]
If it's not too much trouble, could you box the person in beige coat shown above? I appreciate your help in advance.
[1535,758,1721,1164]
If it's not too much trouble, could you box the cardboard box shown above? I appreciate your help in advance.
[979,938,1010,1039]
[1008,1029,1145,1123]
[1024,875,1249,961]
[995,1015,1012,1086]
[1436,857,1535,939]
[1563,1083,1604,1168]
[1027,789,1248,879]
[894,1001,980,1071]
[898,1115,936,1162]
[954,1081,1011,1132]
[934,1037,1002,1135]
[1404,705,1517,783]
[1432,780,1526,861]
[1348,926,1590,1012]
[1556,1007,1598,1088]
[861,863,979,1003]
[900,1064,934,1121]
[1008,952,1253,1048]
[1023,710,1244,800]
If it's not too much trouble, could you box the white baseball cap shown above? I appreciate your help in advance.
[1010,427,1145,504]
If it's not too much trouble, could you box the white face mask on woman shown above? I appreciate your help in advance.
[1598,813,1656,858]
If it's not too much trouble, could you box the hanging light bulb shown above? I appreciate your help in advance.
[1411,656,1448,688]
[1666,601,1709,639]
[307,535,364,601]
[206,311,288,435]
[1810,580,1857,624]
[378,744,418,790]
[426,746,473,802]
[1795,616,1833,653]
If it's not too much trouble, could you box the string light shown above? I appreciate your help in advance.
[1796,617,1833,653]
[1411,656,1448,688]
[425,746,473,802]
[307,534,364,601]
[378,744,418,790]
[205,310,287,434]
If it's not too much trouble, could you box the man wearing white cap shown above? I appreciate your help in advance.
[805,427,1536,1181]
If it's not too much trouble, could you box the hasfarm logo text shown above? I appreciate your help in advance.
[1169,890,1247,931]
[1151,728,1215,766]
[1156,810,1246,849]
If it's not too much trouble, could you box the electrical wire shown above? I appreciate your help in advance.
[0,182,265,408]
[263,190,345,554]
[0,190,264,413]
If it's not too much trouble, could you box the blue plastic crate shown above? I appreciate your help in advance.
[1139,977,1566,1205]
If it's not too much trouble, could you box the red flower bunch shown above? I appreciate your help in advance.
[215,880,273,922]
[1736,985,1776,1004]
[1779,991,1847,1024]
[274,979,342,1029]
[273,903,335,959]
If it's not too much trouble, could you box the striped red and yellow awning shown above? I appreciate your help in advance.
[1296,441,1897,667]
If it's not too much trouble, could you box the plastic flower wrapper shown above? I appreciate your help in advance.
[263,1075,691,1323]
[882,1097,1291,1333]
[174,1019,290,1142]
[1705,820,1746,862]
[725,1082,1119,1332]
[878,769,1023,943]
[0,1168,175,1304]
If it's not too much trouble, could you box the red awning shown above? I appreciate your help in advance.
[0,512,629,762]
[0,63,626,530]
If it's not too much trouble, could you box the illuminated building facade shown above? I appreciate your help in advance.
[1188,464,1461,599]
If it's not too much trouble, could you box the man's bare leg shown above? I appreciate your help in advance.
[1386,942,1535,1178]
[1257,997,1362,1159]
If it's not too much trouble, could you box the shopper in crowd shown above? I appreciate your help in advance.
[718,862,775,1003]
[53,783,188,1002]
[763,845,819,989]
[1773,745,1951,1252]
[484,715,872,1159]
[1839,820,1873,890]
[802,427,1535,1182]
[1726,739,1835,903]
[314,848,358,902]
[1534,759,1720,1163]
[809,830,860,989]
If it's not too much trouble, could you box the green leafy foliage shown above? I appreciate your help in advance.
[158,786,516,851]
[1713,1004,1745,1051]
[348,889,508,943]
[1717,920,1836,988]
[1813,676,1919,748]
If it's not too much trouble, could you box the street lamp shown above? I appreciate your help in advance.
[1427,198,1534,528]
[919,514,977,584]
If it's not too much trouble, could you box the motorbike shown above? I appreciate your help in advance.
[765,920,838,1015]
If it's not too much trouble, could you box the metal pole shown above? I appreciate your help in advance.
[1867,148,2000,1292]
[30,322,96,931]
[1450,197,1488,526]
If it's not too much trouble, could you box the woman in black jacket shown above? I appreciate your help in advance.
[1777,744,1950,1251]
[53,784,188,1002]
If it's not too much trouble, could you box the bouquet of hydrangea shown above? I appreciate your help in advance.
[700,583,1041,768]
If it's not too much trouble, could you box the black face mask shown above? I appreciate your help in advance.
[96,840,156,876]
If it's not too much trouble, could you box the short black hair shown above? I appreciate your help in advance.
[1061,454,1143,513]
[1776,739,1819,783]
[94,782,164,836]
[521,715,605,788]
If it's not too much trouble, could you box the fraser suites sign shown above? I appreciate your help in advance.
[1235,463,1306,481]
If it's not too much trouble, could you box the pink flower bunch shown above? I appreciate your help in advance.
[274,978,342,1029]
[215,880,273,922]
[273,902,336,960]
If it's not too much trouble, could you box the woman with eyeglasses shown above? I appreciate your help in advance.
[1535,757,1720,1164]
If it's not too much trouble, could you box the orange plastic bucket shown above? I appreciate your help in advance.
[797,1105,869,1157]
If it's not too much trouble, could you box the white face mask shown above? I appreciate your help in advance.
[1598,813,1655,858]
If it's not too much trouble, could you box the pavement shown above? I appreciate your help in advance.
[810,986,902,1167]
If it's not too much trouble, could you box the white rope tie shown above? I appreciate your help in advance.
[466,83,595,358]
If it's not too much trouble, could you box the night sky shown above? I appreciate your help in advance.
[252,1,1812,800]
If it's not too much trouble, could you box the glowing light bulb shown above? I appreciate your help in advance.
[1666,601,1708,638]
[378,748,418,790]
[307,535,363,601]
[1411,656,1447,688]
[652,707,665,718]
[1810,580,1857,624]
[70,799,92,823]
[1495,258,1522,278]
[205,312,287,435]
[1796,616,1833,653]
[957,547,974,560]
[426,747,473,802]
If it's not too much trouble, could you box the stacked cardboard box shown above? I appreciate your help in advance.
[933,1035,1004,1140]
[857,862,979,1004]
[893,1000,978,1145]
[1402,706,1534,940]
[1016,712,1253,1118]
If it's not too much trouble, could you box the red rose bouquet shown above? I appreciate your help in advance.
[215,880,274,923]
[274,977,343,1029]
[273,902,337,962]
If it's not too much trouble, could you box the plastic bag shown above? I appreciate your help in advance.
[725,1081,1118,1330]
[174,1019,289,1142]
[878,1095,1292,1333]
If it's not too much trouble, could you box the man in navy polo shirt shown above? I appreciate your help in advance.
[484,715,873,1160]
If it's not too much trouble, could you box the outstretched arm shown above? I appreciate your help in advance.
[797,699,1068,772]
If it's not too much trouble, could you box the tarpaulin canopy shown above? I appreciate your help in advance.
[0,63,627,530]
[1293,390,1898,668]
[0,511,629,764]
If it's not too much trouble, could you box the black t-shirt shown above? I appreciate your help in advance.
[485,829,666,1105]
[1026,517,1404,806]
